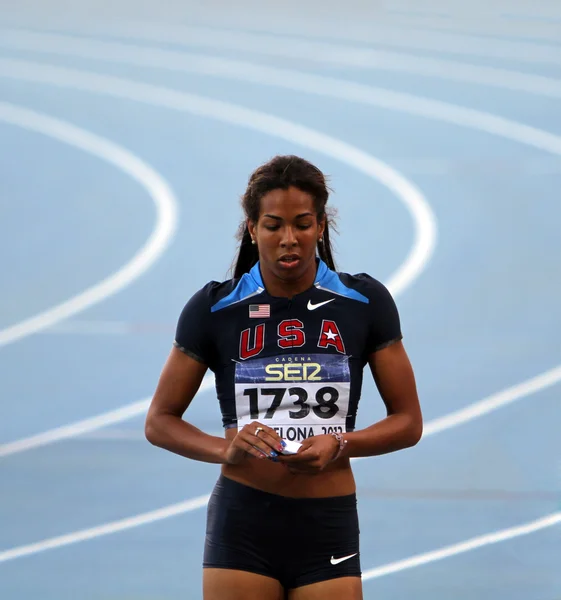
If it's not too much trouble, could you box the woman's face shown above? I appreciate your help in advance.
[248,186,325,296]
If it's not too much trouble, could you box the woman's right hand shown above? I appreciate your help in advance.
[223,422,285,465]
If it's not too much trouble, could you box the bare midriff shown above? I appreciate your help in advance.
[221,427,356,498]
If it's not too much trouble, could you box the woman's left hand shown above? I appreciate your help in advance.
[277,434,340,474]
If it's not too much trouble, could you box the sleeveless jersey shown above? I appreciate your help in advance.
[173,259,402,443]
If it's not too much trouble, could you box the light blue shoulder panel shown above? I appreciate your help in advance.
[210,262,265,312]
[314,260,369,303]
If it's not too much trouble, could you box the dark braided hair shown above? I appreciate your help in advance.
[232,155,337,278]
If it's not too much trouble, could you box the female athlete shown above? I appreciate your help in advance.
[145,155,423,600]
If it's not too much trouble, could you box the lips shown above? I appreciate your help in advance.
[279,254,301,263]
[278,254,301,269]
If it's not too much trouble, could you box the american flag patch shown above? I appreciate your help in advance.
[249,304,270,319]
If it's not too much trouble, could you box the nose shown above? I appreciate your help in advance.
[280,226,298,248]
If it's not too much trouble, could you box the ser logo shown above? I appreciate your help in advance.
[264,362,322,382]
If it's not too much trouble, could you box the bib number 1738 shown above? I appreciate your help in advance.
[243,386,339,420]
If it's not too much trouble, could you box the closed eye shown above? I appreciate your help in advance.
[264,224,312,231]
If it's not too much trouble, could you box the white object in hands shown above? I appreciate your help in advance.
[280,439,302,455]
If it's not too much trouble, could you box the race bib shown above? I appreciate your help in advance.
[235,354,350,442]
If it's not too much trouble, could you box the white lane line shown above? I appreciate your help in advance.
[92,22,561,66]
[351,362,561,464]
[7,34,552,163]
[2,29,561,115]
[0,494,211,563]
[0,41,559,458]
[2,33,561,289]
[37,319,175,335]
[0,359,559,564]
[421,364,561,437]
[0,59,434,455]
[0,39,560,454]
[2,34,561,288]
[0,102,177,348]
[0,376,214,458]
[0,34,557,576]
[2,34,560,307]
[3,359,560,460]
[0,484,558,566]
[0,57,435,301]
[49,25,561,98]
[362,512,561,580]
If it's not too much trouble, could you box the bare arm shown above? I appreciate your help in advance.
[277,340,422,472]
[145,346,284,464]
[144,346,229,463]
[343,340,423,458]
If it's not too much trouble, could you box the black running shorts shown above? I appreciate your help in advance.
[203,475,361,589]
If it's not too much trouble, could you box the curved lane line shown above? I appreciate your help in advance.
[0,101,178,348]
[89,22,561,66]
[0,57,435,455]
[2,29,560,99]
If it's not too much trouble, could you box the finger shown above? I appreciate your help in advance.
[251,422,283,444]
[277,448,318,464]
[296,437,315,451]
[233,438,272,460]
[245,423,284,453]
[257,429,285,453]
[237,431,280,460]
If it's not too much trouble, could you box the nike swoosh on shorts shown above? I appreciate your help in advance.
[330,553,358,565]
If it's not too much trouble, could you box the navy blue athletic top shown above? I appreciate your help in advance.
[174,259,402,441]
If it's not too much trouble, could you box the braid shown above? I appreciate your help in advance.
[233,224,259,279]
[317,220,337,271]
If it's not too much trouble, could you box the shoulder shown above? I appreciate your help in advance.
[315,260,393,307]
[336,271,402,350]
[336,271,396,307]
[178,277,242,317]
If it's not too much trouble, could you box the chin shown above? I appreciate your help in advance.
[274,260,310,281]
